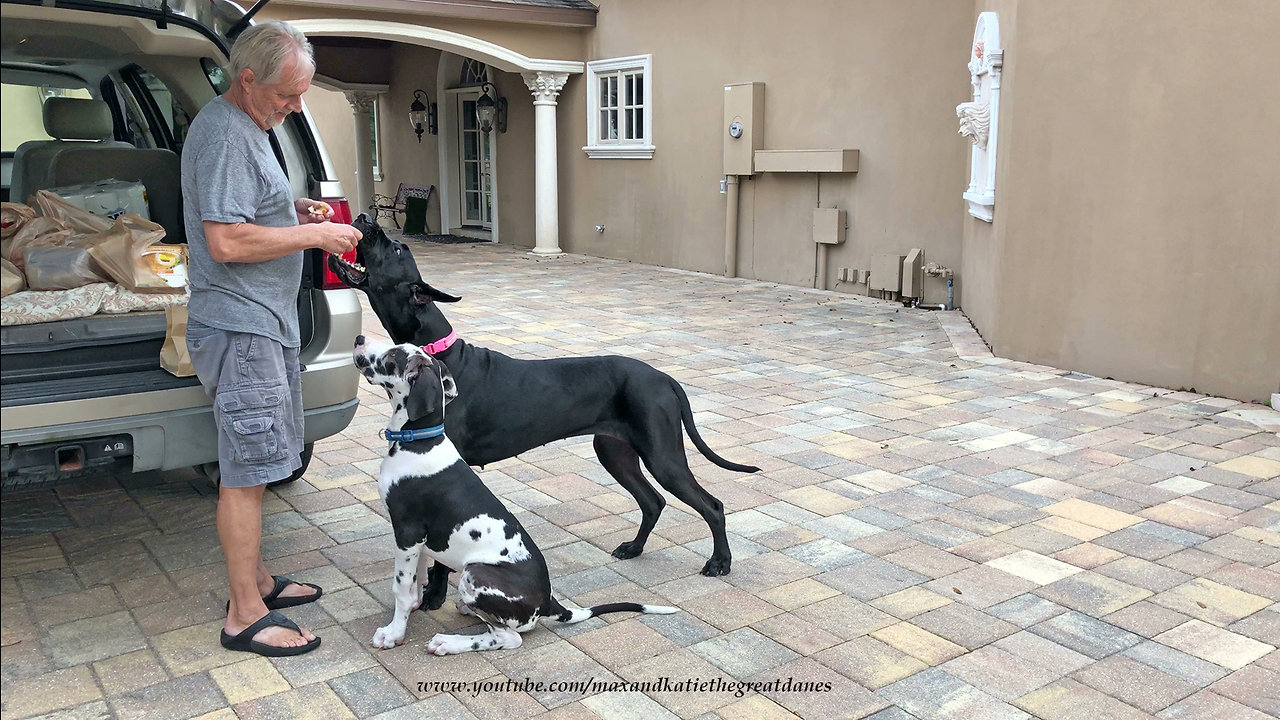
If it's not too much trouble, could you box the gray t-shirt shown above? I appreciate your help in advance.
[181,96,303,347]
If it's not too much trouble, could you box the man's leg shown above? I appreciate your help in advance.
[220,482,315,647]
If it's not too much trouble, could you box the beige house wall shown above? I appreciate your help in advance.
[267,1,1279,402]
[0,85,54,151]
[969,0,1280,402]
[302,85,358,198]
[561,0,971,305]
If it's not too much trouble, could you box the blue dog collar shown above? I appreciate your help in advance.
[382,424,445,443]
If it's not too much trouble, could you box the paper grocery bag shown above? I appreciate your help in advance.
[160,305,196,377]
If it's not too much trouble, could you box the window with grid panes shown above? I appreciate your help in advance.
[584,55,654,159]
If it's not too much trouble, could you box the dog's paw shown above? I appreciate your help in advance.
[420,584,448,611]
[700,556,732,577]
[371,625,405,649]
[611,541,644,560]
[427,633,472,656]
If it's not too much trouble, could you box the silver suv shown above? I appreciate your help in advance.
[1,0,361,488]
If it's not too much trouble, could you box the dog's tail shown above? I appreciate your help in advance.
[672,379,762,474]
[546,598,678,625]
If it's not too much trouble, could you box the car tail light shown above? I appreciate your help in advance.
[319,196,355,290]
[324,197,353,224]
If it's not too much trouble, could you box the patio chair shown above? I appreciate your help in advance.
[369,183,434,230]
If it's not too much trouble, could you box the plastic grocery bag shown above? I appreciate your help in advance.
[1,202,37,239]
[33,189,113,236]
[1,257,25,297]
[2,216,73,271]
[86,214,185,293]
[23,244,112,290]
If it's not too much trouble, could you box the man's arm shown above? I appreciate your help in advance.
[204,220,360,263]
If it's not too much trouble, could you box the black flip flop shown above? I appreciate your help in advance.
[225,575,323,613]
[220,610,321,657]
[263,575,323,609]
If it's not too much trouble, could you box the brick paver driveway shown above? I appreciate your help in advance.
[3,236,1278,720]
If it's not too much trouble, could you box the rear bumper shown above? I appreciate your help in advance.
[1,288,362,474]
[1,394,357,473]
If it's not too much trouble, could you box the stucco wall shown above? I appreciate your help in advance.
[302,85,358,198]
[959,0,1018,348]
[972,0,1280,402]
[560,0,973,307]
[1,85,54,152]
[270,0,1278,402]
[378,45,443,233]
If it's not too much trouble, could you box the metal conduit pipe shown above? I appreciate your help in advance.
[723,175,740,278]
[816,244,830,291]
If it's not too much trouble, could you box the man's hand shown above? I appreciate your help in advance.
[295,198,333,224]
[204,216,361,264]
[314,222,362,255]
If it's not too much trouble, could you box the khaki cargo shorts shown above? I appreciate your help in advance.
[186,322,304,487]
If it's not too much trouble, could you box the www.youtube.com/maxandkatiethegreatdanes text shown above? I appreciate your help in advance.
[418,676,834,699]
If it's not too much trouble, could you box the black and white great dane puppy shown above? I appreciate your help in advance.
[330,215,759,602]
[354,336,676,654]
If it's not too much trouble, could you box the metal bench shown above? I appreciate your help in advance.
[369,183,434,230]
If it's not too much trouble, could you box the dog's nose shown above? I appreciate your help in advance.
[355,335,366,347]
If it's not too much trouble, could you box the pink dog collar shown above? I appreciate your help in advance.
[422,330,457,355]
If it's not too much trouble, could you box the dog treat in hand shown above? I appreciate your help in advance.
[308,202,333,220]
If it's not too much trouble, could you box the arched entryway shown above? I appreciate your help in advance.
[290,19,581,254]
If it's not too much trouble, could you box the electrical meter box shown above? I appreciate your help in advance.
[724,82,764,176]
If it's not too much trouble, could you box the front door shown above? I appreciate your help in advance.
[457,93,493,229]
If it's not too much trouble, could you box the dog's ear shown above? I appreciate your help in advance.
[410,281,462,306]
[439,362,458,405]
[403,354,440,421]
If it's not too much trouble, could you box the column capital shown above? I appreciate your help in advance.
[345,91,377,113]
[521,71,569,104]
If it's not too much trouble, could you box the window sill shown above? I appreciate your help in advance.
[583,144,655,159]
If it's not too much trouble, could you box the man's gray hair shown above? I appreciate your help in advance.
[229,21,315,86]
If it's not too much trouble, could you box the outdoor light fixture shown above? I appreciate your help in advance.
[408,89,437,141]
[475,82,507,134]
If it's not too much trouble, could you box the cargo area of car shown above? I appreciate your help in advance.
[1,0,360,488]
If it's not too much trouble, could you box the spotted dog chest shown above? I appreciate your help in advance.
[377,439,465,500]
[426,513,532,570]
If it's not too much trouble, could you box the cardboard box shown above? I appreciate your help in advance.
[46,179,150,221]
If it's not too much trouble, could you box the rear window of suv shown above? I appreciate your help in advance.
[0,84,93,152]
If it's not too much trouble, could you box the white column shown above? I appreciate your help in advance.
[521,71,569,256]
[345,91,377,218]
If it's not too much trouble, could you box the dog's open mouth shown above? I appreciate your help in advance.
[328,253,368,287]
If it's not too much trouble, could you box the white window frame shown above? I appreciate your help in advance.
[583,54,654,159]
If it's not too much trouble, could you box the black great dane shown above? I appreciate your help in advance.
[330,215,759,607]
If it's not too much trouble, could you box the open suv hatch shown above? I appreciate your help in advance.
[1,0,360,489]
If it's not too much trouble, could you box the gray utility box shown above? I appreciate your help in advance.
[813,208,846,245]
[869,253,905,293]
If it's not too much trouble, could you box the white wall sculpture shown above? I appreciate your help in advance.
[958,12,1002,222]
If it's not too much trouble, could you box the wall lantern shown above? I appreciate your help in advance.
[409,89,437,141]
[475,82,507,134]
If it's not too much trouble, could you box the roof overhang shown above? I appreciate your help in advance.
[270,0,597,28]
[289,18,583,74]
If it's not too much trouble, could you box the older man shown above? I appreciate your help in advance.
[181,21,361,656]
